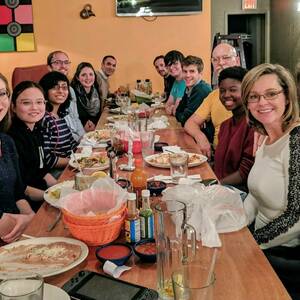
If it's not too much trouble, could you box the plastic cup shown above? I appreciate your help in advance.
[0,273,44,300]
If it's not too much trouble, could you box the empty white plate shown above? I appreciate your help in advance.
[44,283,69,300]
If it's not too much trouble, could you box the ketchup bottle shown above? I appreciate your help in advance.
[130,159,147,209]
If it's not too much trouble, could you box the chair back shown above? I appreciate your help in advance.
[12,64,49,88]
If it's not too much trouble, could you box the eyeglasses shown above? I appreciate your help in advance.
[19,99,46,106]
[51,60,71,66]
[211,55,236,64]
[247,90,284,103]
[0,90,9,100]
[51,84,69,92]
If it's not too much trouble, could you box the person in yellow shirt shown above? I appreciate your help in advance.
[184,43,240,159]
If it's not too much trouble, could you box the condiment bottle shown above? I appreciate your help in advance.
[125,193,141,243]
[130,159,147,208]
[145,79,152,95]
[140,189,154,239]
[136,79,142,91]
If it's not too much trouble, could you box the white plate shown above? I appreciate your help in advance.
[109,107,122,114]
[0,237,89,279]
[144,153,208,169]
[83,129,111,144]
[44,181,75,208]
[69,154,109,171]
[44,283,70,300]
[107,115,128,123]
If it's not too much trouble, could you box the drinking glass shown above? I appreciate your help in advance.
[75,172,97,190]
[140,131,155,163]
[0,273,44,300]
[169,153,189,183]
[172,265,215,300]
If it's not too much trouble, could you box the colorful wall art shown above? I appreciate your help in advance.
[0,0,35,52]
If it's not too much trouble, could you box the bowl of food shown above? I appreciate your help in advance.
[96,243,133,266]
[133,239,156,263]
[147,180,167,196]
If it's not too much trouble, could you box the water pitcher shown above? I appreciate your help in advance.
[154,200,196,299]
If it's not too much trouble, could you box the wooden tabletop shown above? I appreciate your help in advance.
[23,108,291,300]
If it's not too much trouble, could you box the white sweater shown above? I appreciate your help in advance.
[244,126,300,249]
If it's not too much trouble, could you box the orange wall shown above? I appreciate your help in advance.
[0,0,211,92]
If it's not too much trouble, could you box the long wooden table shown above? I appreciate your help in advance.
[23,109,291,299]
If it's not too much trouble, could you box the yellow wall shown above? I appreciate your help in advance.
[0,0,211,92]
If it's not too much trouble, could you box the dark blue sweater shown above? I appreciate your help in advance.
[0,133,24,217]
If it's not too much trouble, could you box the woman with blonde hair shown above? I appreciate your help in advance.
[242,63,300,298]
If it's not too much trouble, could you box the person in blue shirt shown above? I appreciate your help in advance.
[164,50,186,116]
[175,55,212,127]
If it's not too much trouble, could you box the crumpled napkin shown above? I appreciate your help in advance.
[162,145,182,153]
[148,120,168,130]
[147,174,201,184]
[103,261,131,278]
[79,139,108,148]
[162,184,247,248]
[148,116,169,130]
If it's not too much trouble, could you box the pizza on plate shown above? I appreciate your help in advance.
[77,155,108,169]
[148,153,202,166]
[85,130,110,142]
[0,241,82,274]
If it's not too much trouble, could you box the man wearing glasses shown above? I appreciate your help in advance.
[164,50,185,116]
[47,50,87,140]
[184,43,240,160]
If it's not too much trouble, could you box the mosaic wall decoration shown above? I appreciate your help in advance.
[0,0,35,52]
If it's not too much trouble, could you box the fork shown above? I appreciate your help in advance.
[47,210,62,232]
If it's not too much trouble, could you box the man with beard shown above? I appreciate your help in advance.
[153,55,174,99]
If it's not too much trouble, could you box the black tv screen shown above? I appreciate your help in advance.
[116,0,202,17]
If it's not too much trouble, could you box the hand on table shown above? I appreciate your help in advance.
[84,120,96,132]
[165,104,174,115]
[2,212,35,243]
[196,136,212,160]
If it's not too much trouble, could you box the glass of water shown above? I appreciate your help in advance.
[169,153,189,183]
[0,273,44,300]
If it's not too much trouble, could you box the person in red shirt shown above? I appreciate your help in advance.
[214,66,254,192]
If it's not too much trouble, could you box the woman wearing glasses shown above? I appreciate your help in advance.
[242,64,300,297]
[39,71,78,178]
[71,62,102,130]
[8,81,57,211]
[0,74,34,243]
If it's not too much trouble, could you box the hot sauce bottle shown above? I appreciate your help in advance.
[130,159,147,209]
[139,189,154,239]
[125,193,141,243]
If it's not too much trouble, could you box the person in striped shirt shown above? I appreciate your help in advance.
[39,71,78,178]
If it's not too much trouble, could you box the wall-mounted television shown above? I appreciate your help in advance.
[116,0,202,17]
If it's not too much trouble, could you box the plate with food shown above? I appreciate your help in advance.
[44,180,75,208]
[83,129,111,145]
[107,115,128,123]
[0,237,88,279]
[69,153,109,171]
[144,153,207,168]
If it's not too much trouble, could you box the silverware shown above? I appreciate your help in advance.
[47,210,62,232]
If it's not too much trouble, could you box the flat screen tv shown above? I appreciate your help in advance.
[116,0,202,17]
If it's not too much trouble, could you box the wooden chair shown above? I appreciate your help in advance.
[12,64,49,88]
